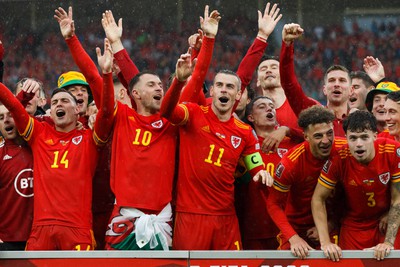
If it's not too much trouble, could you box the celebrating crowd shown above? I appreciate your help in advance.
[1,2,400,263]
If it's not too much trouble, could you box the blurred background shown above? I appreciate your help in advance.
[0,0,399,104]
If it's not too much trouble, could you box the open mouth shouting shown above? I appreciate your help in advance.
[218,96,229,105]
[4,125,14,135]
[56,109,66,118]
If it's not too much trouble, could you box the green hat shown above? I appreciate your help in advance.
[365,81,400,111]
[57,71,93,104]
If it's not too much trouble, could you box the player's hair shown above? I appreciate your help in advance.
[324,65,350,83]
[350,71,374,88]
[343,110,377,133]
[387,91,400,104]
[128,71,159,94]
[258,55,280,68]
[51,88,78,104]
[245,95,274,127]
[215,69,242,90]
[246,86,256,101]
[298,105,335,130]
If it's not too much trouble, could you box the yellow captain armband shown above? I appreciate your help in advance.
[243,152,263,171]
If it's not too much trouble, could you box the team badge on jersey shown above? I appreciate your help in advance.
[379,172,390,185]
[72,135,83,145]
[277,148,288,158]
[397,148,400,157]
[151,120,163,128]
[231,136,241,148]
[275,163,285,178]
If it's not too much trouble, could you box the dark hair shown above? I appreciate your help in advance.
[343,110,377,133]
[51,88,78,104]
[324,65,350,83]
[387,91,400,103]
[246,86,256,101]
[244,95,274,127]
[128,71,159,94]
[215,69,241,90]
[350,71,374,88]
[298,105,335,130]
[259,55,280,67]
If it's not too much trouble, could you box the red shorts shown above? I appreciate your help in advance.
[172,212,242,250]
[26,225,95,250]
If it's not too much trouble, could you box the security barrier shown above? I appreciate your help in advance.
[1,250,400,267]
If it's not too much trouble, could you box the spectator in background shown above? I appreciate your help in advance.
[348,71,374,112]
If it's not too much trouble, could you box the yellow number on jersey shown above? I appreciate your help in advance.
[132,129,152,146]
[204,144,224,167]
[51,151,69,168]
[366,192,376,207]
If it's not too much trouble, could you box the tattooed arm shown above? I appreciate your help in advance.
[373,181,400,260]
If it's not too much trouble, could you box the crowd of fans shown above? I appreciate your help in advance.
[1,16,400,104]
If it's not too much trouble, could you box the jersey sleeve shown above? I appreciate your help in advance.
[93,72,116,146]
[65,35,102,106]
[0,83,39,140]
[114,48,140,86]
[179,36,215,104]
[233,37,268,112]
[160,77,189,125]
[318,158,340,190]
[279,41,320,116]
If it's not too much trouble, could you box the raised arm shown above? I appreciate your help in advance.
[102,10,139,87]
[54,6,102,107]
[363,56,386,85]
[160,52,192,124]
[179,5,220,104]
[0,82,33,135]
[93,38,116,145]
[280,23,319,116]
[234,2,282,111]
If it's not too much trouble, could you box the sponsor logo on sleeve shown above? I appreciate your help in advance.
[275,163,285,178]
[322,160,332,174]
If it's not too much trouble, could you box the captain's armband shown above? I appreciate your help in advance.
[243,152,263,171]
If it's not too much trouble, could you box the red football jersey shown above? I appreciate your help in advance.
[24,119,98,229]
[276,99,302,132]
[0,138,33,242]
[110,103,178,212]
[175,103,262,216]
[237,136,298,240]
[268,138,347,239]
[319,138,400,230]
